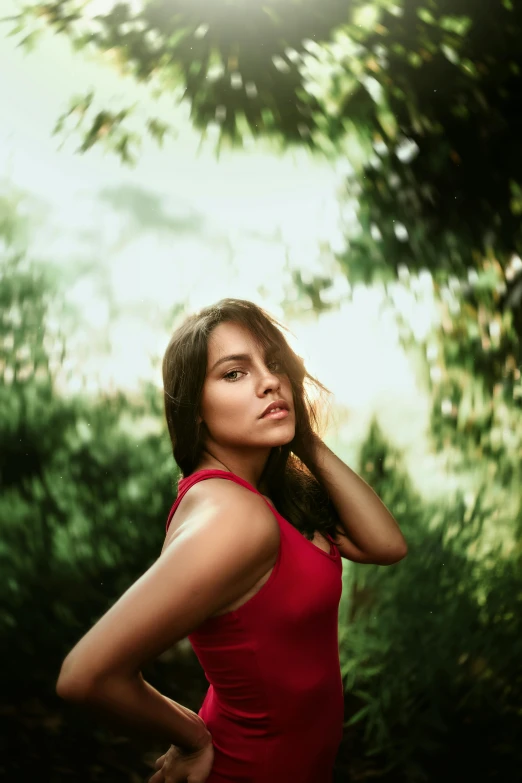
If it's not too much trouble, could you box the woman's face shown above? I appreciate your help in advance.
[198,321,296,452]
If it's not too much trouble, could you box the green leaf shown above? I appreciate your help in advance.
[345,704,372,726]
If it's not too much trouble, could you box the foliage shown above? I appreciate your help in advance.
[5,0,356,159]
[2,3,522,774]
[334,1,522,479]
[8,1,522,276]
[0,192,204,781]
[0,200,177,701]
[381,258,522,497]
[7,3,522,464]
[426,270,522,486]
[338,421,522,781]
[341,0,522,277]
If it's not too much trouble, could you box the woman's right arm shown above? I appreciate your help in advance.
[56,480,279,753]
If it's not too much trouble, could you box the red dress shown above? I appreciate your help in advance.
[165,469,344,783]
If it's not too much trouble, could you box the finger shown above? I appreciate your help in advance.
[154,754,167,769]
[148,771,165,783]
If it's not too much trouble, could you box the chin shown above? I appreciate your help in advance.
[271,429,295,448]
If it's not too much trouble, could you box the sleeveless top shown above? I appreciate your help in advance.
[165,469,344,783]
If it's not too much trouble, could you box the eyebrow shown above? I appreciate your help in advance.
[209,353,253,373]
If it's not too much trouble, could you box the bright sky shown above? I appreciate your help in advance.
[0,2,457,498]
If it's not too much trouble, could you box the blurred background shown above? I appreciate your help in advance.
[1,1,521,781]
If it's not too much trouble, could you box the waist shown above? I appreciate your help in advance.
[201,672,344,731]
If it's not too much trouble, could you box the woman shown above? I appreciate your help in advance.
[57,298,407,783]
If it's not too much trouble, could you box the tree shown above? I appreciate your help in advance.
[8,1,522,276]
[7,1,522,395]
[4,8,522,777]
[0,186,176,698]
[5,0,355,161]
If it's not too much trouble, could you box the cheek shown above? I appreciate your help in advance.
[282,376,294,400]
[204,383,245,421]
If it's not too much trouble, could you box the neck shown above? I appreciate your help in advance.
[196,446,272,490]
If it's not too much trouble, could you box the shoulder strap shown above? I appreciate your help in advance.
[165,469,261,533]
[166,470,339,559]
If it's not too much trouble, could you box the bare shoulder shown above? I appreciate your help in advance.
[163,477,279,554]
[58,477,281,693]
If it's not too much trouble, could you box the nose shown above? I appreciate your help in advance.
[260,367,281,395]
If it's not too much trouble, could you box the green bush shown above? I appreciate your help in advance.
[0,242,177,700]
[337,422,522,781]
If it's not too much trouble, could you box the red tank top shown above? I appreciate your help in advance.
[165,469,344,783]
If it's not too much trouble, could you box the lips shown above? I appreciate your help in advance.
[260,399,290,418]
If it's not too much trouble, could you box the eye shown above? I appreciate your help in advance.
[267,359,283,373]
[223,369,245,382]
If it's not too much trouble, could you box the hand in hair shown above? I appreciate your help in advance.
[291,424,319,466]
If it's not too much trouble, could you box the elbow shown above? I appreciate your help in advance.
[56,658,97,703]
[372,540,408,566]
[56,680,82,703]
[396,546,408,563]
[56,657,135,704]
[56,672,87,704]
[386,541,408,565]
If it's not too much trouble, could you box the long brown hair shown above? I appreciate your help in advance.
[162,298,340,540]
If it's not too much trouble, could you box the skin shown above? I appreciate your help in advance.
[148,325,408,782]
[56,321,304,783]
[151,323,299,783]
[56,319,405,783]
[193,321,297,485]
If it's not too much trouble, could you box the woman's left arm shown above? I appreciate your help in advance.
[304,436,408,565]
